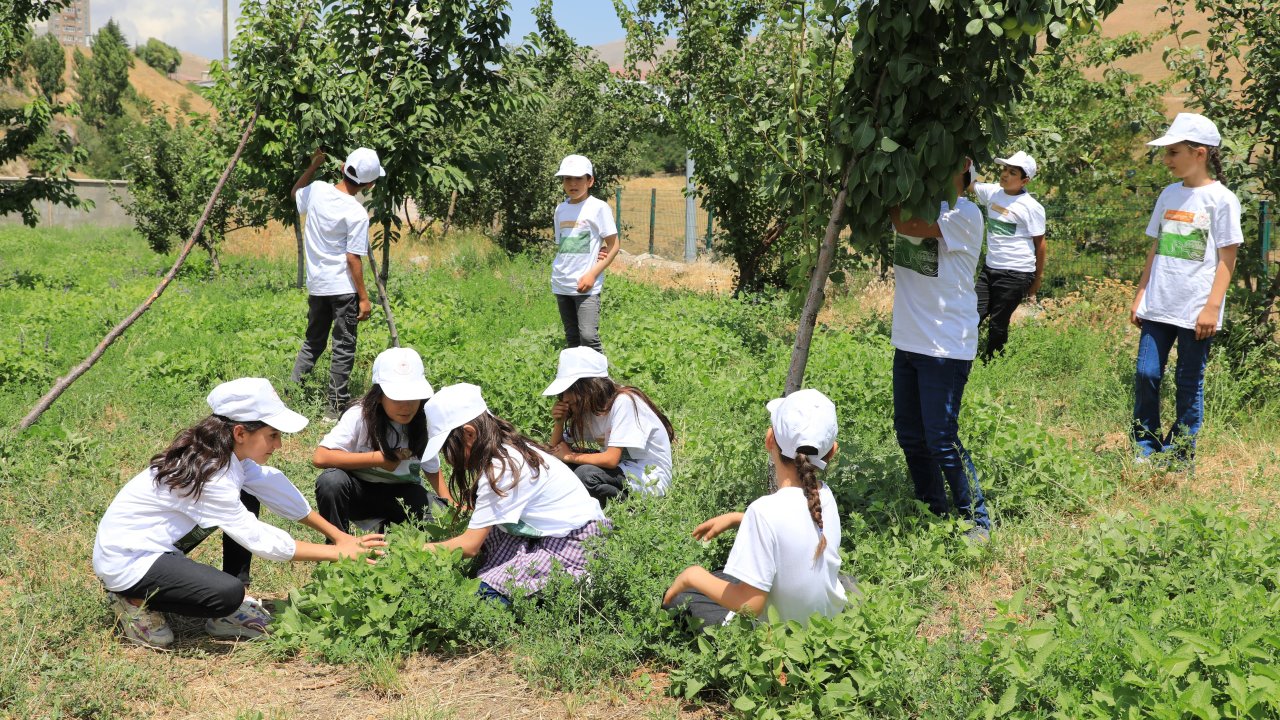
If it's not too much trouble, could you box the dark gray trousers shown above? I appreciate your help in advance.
[120,552,245,619]
[314,468,445,534]
[555,293,603,353]
[569,463,628,507]
[291,293,359,410]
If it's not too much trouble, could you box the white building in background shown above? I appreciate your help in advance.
[48,0,91,47]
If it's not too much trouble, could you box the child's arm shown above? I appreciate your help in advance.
[1195,244,1238,340]
[692,512,745,541]
[292,533,386,562]
[549,400,571,449]
[1029,234,1046,298]
[551,444,623,469]
[345,252,372,321]
[576,233,620,293]
[313,446,401,472]
[1130,240,1159,327]
[291,149,326,201]
[890,206,942,239]
[663,565,767,616]
[426,469,453,505]
[298,510,354,543]
[425,526,491,558]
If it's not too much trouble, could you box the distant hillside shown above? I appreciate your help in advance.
[57,46,213,120]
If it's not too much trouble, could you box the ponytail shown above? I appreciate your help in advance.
[150,415,264,500]
[790,451,827,561]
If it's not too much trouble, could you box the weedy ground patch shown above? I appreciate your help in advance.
[2,226,1279,718]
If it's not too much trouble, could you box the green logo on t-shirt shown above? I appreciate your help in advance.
[894,237,939,278]
[499,520,545,538]
[986,217,1017,237]
[558,230,592,254]
[1157,229,1207,262]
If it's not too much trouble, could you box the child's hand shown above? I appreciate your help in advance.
[692,512,744,541]
[663,568,694,606]
[1195,305,1220,340]
[549,441,572,462]
[335,533,387,562]
[551,400,571,421]
[1129,301,1142,328]
[597,248,609,261]
[576,273,596,293]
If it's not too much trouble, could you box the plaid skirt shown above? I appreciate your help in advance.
[476,520,608,597]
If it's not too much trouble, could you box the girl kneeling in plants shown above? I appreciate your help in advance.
[543,347,675,506]
[93,378,385,650]
[312,347,452,534]
[421,383,608,602]
[663,389,848,629]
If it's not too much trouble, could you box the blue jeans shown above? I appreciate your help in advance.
[893,349,990,529]
[1133,320,1213,459]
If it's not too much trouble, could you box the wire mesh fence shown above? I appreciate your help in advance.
[609,185,1274,297]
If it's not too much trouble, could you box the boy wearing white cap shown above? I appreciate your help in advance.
[92,379,385,649]
[551,154,620,353]
[312,347,450,533]
[290,147,386,419]
[972,150,1047,360]
[662,389,848,629]
[1131,113,1241,462]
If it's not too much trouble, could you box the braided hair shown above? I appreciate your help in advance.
[782,447,827,561]
[1185,141,1224,180]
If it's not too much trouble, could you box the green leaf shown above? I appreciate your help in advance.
[880,137,901,153]
[966,18,985,36]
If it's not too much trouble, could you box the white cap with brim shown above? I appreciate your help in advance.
[555,154,594,178]
[994,150,1038,179]
[1147,113,1221,147]
[422,383,488,461]
[767,389,838,470]
[372,347,434,401]
[542,347,609,396]
[343,147,387,184]
[207,378,308,434]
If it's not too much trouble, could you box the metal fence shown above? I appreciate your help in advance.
[609,185,1276,296]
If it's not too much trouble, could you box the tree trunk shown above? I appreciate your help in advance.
[18,107,264,431]
[294,216,305,289]
[441,189,458,241]
[784,158,855,395]
[368,219,401,348]
[204,230,221,275]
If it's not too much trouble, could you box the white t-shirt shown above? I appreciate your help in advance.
[582,393,673,495]
[295,181,371,296]
[93,457,309,592]
[972,183,1046,273]
[468,446,605,538]
[891,198,983,360]
[723,485,847,626]
[1139,181,1244,330]
[320,407,441,484]
[551,195,618,296]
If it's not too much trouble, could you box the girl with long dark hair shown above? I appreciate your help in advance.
[93,378,384,649]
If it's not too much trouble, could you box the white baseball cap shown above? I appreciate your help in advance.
[1147,113,1221,147]
[372,347,434,401]
[995,151,1038,179]
[343,147,386,184]
[555,154,594,178]
[207,378,308,433]
[422,383,488,460]
[542,347,609,396]
[767,389,838,470]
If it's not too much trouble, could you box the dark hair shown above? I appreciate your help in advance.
[778,448,827,561]
[562,377,676,447]
[150,415,267,500]
[441,411,547,508]
[1184,141,1224,180]
[342,167,375,189]
[360,384,427,463]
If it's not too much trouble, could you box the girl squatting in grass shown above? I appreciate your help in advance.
[1131,113,1242,464]
[312,347,452,534]
[421,384,608,603]
[92,379,385,650]
[662,389,849,629]
[551,154,620,353]
[543,347,675,506]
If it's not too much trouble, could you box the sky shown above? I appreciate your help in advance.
[84,0,626,61]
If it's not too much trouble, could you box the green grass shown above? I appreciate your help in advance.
[2,225,1279,718]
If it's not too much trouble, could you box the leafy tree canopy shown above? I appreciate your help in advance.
[75,19,134,127]
[135,37,181,76]
[24,33,66,98]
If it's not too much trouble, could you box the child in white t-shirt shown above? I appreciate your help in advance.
[312,347,451,533]
[420,384,607,602]
[889,158,991,539]
[551,154,620,353]
[92,379,385,650]
[662,389,848,629]
[971,150,1047,360]
[542,347,675,505]
[1131,113,1242,462]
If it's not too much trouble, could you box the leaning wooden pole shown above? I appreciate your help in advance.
[366,229,401,349]
[17,108,263,431]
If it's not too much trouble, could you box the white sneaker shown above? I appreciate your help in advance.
[109,592,174,649]
[205,595,272,639]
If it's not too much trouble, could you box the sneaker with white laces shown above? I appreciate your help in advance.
[205,595,272,639]
[109,592,174,649]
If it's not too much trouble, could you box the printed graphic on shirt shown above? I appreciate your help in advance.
[557,226,593,254]
[500,520,545,538]
[894,236,939,278]
[1157,208,1209,262]
[986,216,1017,237]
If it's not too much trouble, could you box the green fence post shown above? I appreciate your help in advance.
[615,187,622,231]
[648,188,656,255]
[705,207,714,251]
[1262,200,1272,283]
